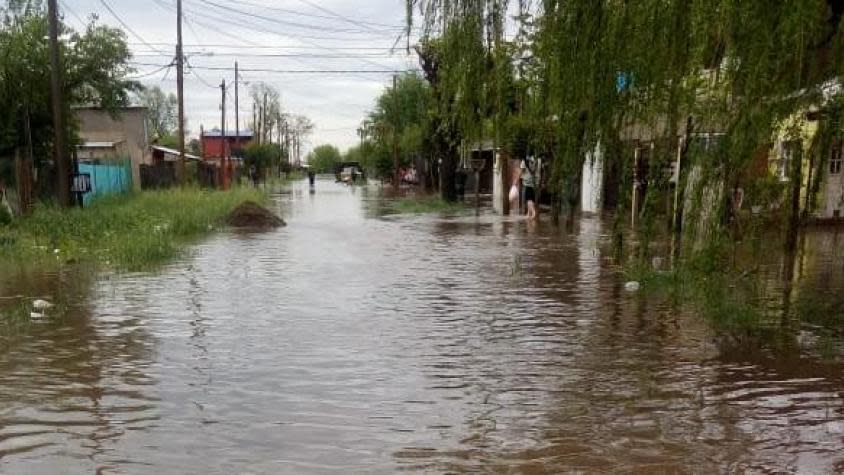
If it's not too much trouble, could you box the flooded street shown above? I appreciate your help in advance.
[1,178,843,473]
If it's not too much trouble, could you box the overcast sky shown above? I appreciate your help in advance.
[60,0,421,153]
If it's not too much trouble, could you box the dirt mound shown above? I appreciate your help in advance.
[225,201,285,229]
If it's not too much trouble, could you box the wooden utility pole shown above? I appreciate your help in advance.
[220,78,227,189]
[234,62,240,150]
[176,0,186,183]
[392,74,399,187]
[631,145,640,228]
[48,0,70,207]
[262,92,268,144]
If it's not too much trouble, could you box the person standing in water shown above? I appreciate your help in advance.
[520,156,537,220]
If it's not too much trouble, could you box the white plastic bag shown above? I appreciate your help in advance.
[508,185,519,202]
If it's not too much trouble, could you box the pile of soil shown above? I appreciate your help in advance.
[225,201,285,229]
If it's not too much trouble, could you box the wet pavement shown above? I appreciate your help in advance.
[0,178,843,473]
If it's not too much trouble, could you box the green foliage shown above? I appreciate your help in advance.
[0,187,266,271]
[0,6,137,184]
[361,73,433,178]
[346,141,392,178]
[243,143,284,174]
[307,144,342,173]
[138,85,177,140]
[388,194,468,214]
[409,0,844,232]
[0,203,11,226]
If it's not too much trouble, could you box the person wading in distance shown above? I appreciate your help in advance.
[519,156,537,221]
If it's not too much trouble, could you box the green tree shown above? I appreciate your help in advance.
[138,85,177,141]
[361,72,433,183]
[0,6,137,201]
[307,144,341,173]
[243,142,284,175]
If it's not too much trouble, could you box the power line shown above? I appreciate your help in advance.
[184,57,220,89]
[170,0,399,71]
[151,0,265,48]
[59,0,86,27]
[126,61,174,79]
[172,0,391,43]
[194,0,402,36]
[133,51,416,59]
[224,0,407,30]
[100,0,170,56]
[129,42,399,51]
[295,0,388,35]
[130,61,417,75]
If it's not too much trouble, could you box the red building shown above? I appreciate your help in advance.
[200,128,254,159]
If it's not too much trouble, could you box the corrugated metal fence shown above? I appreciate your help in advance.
[78,159,133,205]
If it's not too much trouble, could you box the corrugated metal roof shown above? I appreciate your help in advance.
[201,128,254,138]
[151,145,201,161]
[78,141,120,148]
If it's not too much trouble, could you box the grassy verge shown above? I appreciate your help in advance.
[626,257,767,337]
[389,195,469,214]
[625,241,844,355]
[0,187,267,271]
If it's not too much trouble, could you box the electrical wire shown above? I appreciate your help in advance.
[59,0,87,28]
[100,0,170,56]
[166,0,400,72]
[224,0,407,30]
[130,61,415,75]
[195,0,401,36]
[184,57,221,89]
[132,51,416,59]
[126,62,174,79]
[129,43,402,52]
[295,0,389,35]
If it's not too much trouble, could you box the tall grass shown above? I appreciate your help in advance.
[0,187,266,271]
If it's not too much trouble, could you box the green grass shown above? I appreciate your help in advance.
[624,248,768,338]
[389,195,469,214]
[0,187,267,271]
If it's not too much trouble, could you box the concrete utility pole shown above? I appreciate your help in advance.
[48,0,70,207]
[176,0,186,183]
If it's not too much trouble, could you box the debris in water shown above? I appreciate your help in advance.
[224,201,286,229]
[624,281,641,292]
[32,299,54,310]
[30,312,47,320]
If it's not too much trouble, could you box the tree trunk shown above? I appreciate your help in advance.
[441,149,457,202]
[785,144,803,253]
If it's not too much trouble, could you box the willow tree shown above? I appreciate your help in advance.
[409,1,506,202]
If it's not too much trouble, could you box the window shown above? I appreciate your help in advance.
[779,141,802,181]
[830,141,842,175]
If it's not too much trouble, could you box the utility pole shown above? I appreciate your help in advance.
[392,74,399,188]
[48,0,70,207]
[262,92,268,144]
[234,61,239,151]
[220,78,227,189]
[176,0,186,183]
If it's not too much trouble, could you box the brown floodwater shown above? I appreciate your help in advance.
[1,178,843,474]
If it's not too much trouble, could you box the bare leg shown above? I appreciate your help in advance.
[527,201,536,220]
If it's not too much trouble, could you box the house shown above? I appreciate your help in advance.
[73,106,151,190]
[767,105,844,220]
[200,128,254,160]
[150,145,201,164]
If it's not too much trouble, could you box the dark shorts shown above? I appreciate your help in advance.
[524,186,536,202]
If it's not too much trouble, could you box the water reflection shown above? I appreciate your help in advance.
[0,178,841,473]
